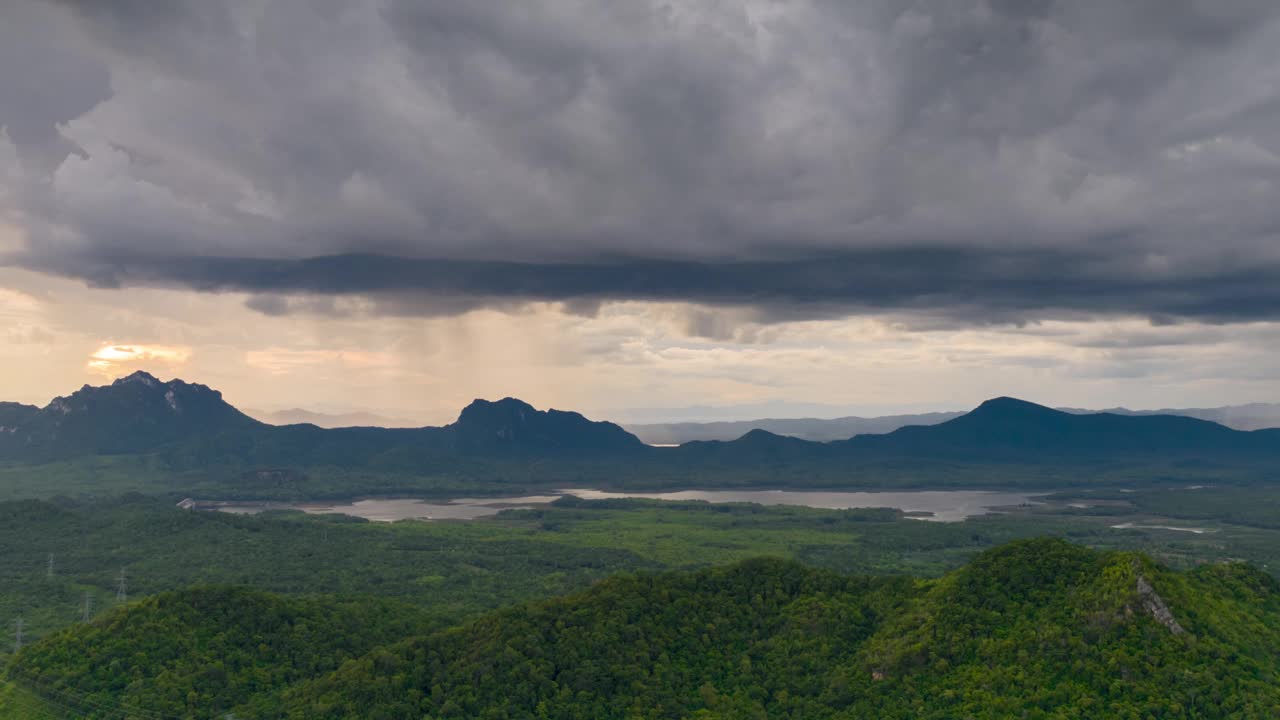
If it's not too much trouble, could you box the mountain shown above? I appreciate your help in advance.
[1,375,1277,489]
[845,397,1280,459]
[14,540,1276,718]
[629,403,1280,445]
[243,407,422,429]
[627,411,966,444]
[0,371,261,461]
[451,397,645,455]
[671,428,823,463]
[0,375,646,465]
[0,402,38,431]
[1062,403,1280,432]
[663,397,1280,466]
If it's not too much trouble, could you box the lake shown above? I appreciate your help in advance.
[213,488,1044,523]
[215,494,562,521]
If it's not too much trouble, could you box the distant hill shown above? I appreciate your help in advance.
[629,403,1280,444]
[1,375,1277,494]
[842,397,1280,459]
[1062,403,1280,432]
[452,397,644,454]
[17,540,1275,718]
[627,411,966,444]
[664,397,1280,465]
[243,407,422,429]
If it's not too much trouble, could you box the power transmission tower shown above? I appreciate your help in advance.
[82,592,94,622]
[116,567,127,604]
[14,618,22,652]
[47,552,54,579]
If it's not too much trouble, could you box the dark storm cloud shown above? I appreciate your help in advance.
[20,245,1280,325]
[4,0,1280,323]
[0,2,110,169]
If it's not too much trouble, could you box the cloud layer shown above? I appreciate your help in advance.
[4,0,1280,324]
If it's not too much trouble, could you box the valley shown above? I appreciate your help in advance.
[9,2,1280,715]
[2,375,1279,718]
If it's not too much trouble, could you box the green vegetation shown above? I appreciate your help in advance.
[11,589,432,719]
[6,486,1280,655]
[0,496,657,656]
[0,680,61,720]
[5,483,1280,718]
[5,449,1279,505]
[1123,485,1280,529]
[10,540,1279,719]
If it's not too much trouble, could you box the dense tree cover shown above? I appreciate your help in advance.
[9,588,434,718]
[14,540,1267,719]
[0,680,60,719]
[269,559,905,719]
[1125,485,1280,530]
[856,542,1280,718]
[4,515,1279,718]
[270,540,1280,719]
[5,447,1278,503]
[5,490,1280,663]
[0,496,659,655]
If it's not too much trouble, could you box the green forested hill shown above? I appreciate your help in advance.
[274,540,1280,719]
[11,539,1277,719]
[7,588,434,719]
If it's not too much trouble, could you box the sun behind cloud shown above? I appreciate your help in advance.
[87,344,192,378]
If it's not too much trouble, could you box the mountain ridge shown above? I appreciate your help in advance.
[0,371,262,460]
[242,407,423,429]
[2,374,1277,477]
[626,402,1280,444]
[840,395,1278,459]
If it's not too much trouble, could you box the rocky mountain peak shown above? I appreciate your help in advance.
[112,370,162,388]
[451,397,643,454]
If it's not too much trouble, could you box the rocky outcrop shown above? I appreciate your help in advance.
[1136,574,1185,635]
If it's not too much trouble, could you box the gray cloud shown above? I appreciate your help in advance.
[17,245,1280,325]
[4,0,1280,324]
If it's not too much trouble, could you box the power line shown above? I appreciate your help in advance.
[24,680,177,720]
[116,567,127,604]
[81,592,93,623]
[6,686,68,720]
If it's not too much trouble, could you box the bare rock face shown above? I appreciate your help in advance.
[1136,575,1185,635]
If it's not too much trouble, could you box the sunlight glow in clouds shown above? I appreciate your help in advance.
[87,344,192,377]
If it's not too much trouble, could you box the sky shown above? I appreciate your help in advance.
[2,0,1280,424]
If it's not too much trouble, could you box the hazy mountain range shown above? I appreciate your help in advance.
[625,404,1280,444]
[2,372,1277,473]
[233,400,1280,444]
[242,407,422,429]
[625,413,968,444]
